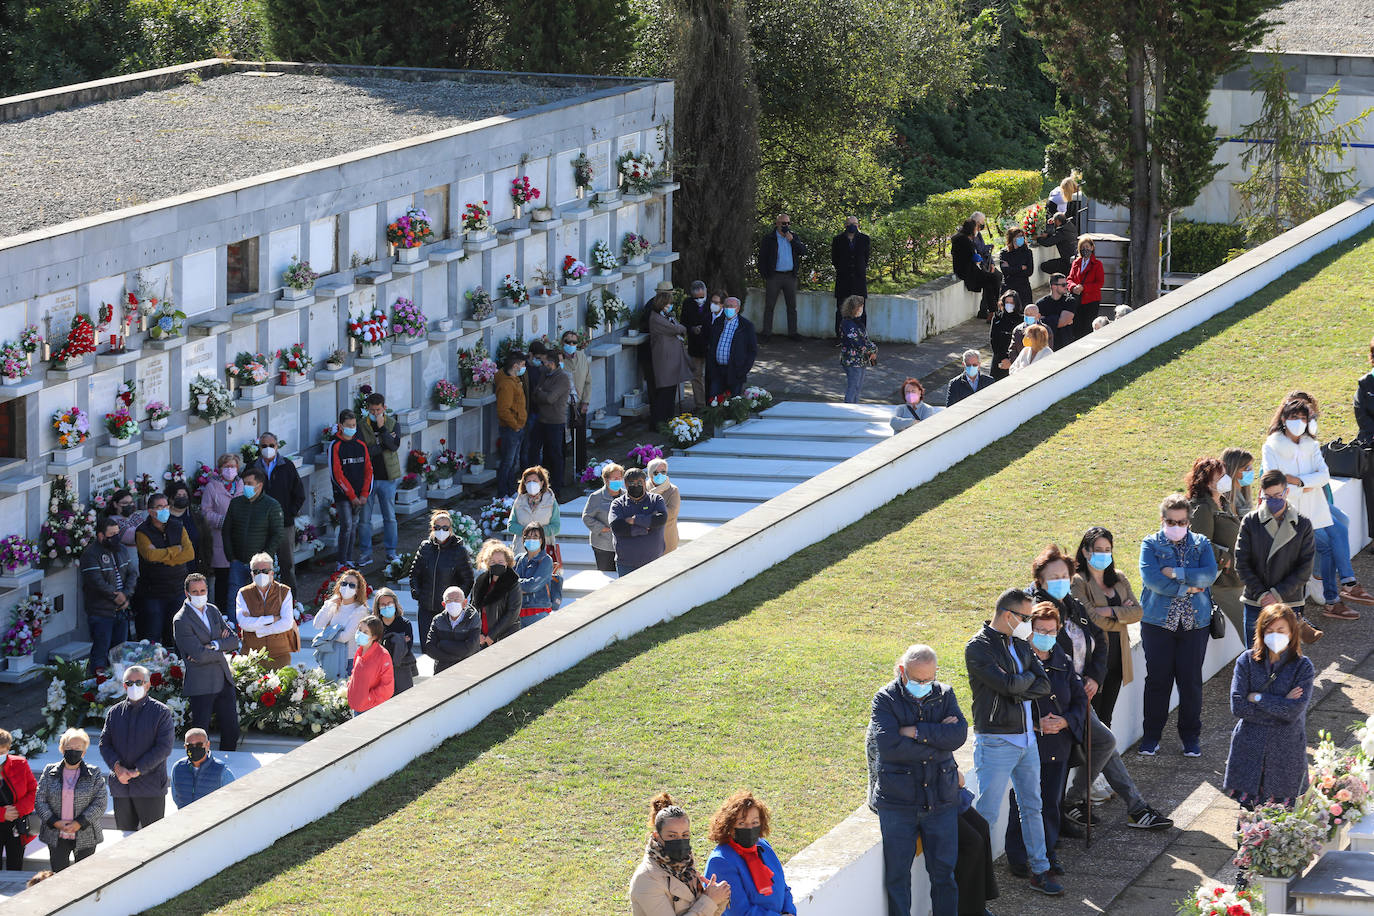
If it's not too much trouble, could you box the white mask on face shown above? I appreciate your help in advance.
[188,594,208,609]
[1263,631,1290,654]
[1285,418,1307,437]
[445,601,465,618]
[1216,473,1233,495]
[253,572,272,589]
[525,481,541,496]
[709,302,722,314]
[433,528,451,542]
[339,583,357,598]
[1011,617,1033,642]
[126,684,147,702]
[260,446,277,461]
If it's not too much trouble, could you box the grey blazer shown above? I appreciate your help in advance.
[173,601,242,697]
[34,762,106,851]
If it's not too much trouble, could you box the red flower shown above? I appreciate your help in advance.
[150,671,164,687]
[168,665,183,680]
[81,691,95,702]
[95,672,107,684]
[261,692,277,707]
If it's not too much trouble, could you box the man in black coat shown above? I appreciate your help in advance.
[80,515,138,675]
[945,349,994,407]
[708,297,758,400]
[680,280,712,410]
[1035,274,1079,350]
[950,218,1001,320]
[832,216,871,339]
[254,430,304,592]
[757,213,808,341]
[1036,212,1078,276]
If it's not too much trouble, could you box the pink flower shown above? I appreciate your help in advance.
[1337,788,1353,802]
[1330,803,1344,816]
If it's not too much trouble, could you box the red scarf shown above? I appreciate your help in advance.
[728,840,774,896]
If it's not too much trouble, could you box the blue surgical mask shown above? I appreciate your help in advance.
[154,508,171,524]
[1045,578,1071,600]
[340,426,356,438]
[524,538,541,553]
[562,343,577,356]
[964,365,978,379]
[1241,469,1255,486]
[724,307,737,319]
[905,680,933,699]
[354,631,370,647]
[1265,496,1286,515]
[1031,632,1058,653]
[516,366,526,376]
[607,479,624,492]
[652,473,667,486]
[1014,236,1026,247]
[1023,315,1035,326]
[1088,552,1112,571]
[243,484,256,499]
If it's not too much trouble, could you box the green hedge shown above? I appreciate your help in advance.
[867,187,1005,283]
[968,169,1044,219]
[1170,220,1248,275]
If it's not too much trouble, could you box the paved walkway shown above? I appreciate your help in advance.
[989,550,1374,915]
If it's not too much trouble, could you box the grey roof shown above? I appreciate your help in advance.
[1265,0,1374,55]
[0,71,590,238]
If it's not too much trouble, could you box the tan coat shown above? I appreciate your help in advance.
[1070,572,1142,686]
[628,855,725,916]
[650,480,681,552]
[650,311,693,389]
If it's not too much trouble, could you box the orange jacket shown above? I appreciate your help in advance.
[347,642,394,713]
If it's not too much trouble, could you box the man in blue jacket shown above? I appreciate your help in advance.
[707,297,758,400]
[171,728,235,809]
[98,664,175,831]
[867,644,968,916]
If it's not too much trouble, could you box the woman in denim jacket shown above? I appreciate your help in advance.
[1137,492,1218,758]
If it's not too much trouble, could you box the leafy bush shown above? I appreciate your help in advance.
[969,170,1045,218]
[923,187,1003,236]
[1169,220,1248,275]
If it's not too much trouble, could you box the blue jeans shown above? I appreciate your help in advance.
[973,733,1049,874]
[226,560,250,617]
[1006,734,1071,868]
[519,611,549,629]
[843,366,866,403]
[498,426,525,498]
[1141,621,1209,745]
[336,499,359,566]
[360,477,399,558]
[86,614,128,675]
[876,805,958,916]
[1314,504,1356,604]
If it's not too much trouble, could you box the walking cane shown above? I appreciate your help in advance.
[1084,702,1093,849]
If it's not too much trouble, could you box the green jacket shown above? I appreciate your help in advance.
[358,412,402,481]
[222,492,284,567]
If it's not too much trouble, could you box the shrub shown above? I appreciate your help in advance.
[922,188,1003,237]
[1169,220,1248,275]
[968,170,1045,219]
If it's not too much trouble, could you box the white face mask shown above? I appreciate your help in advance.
[709,302,722,314]
[525,481,541,496]
[188,594,208,609]
[1285,418,1307,437]
[445,601,465,618]
[1011,617,1033,642]
[126,684,147,702]
[260,446,277,461]
[1263,631,1290,654]
[433,528,451,542]
[1217,474,1233,495]
[339,583,357,599]
[695,296,706,305]
[253,572,272,589]
[1003,300,1016,312]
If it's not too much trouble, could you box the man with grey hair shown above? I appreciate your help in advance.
[680,279,711,408]
[945,349,994,407]
[708,296,757,399]
[98,663,174,831]
[867,644,967,916]
[832,215,870,340]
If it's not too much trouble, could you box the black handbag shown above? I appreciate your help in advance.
[1321,437,1370,479]
[1209,605,1227,640]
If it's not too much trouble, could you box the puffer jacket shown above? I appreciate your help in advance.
[408,536,475,617]
[866,679,967,814]
[34,761,107,851]
[965,623,1051,735]
[79,539,138,619]
[425,607,481,673]
[222,492,284,567]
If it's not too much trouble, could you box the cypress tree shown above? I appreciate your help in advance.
[494,0,635,75]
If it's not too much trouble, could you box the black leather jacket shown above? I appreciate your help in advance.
[1030,585,1108,687]
[965,622,1051,735]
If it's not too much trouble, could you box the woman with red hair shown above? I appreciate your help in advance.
[704,790,795,915]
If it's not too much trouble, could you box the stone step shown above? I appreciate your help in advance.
[556,502,746,537]
[562,476,787,505]
[556,517,718,543]
[654,456,824,482]
[680,437,870,463]
[760,401,894,422]
[718,417,891,442]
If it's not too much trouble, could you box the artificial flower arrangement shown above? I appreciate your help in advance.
[276,343,313,377]
[590,239,618,272]
[1310,729,1371,837]
[563,254,589,282]
[578,457,613,486]
[391,297,426,339]
[600,288,630,325]
[666,413,704,447]
[626,443,664,468]
[573,153,594,191]
[499,274,530,306]
[90,481,135,513]
[52,314,96,366]
[406,448,430,476]
[433,379,462,409]
[470,356,498,386]
[133,474,158,497]
[28,648,184,753]
[622,232,653,261]
[189,374,235,423]
[282,256,319,291]
[585,295,605,330]
[191,463,217,494]
[146,296,186,340]
[429,438,466,482]
[478,495,515,537]
[1234,789,1329,879]
[451,513,482,553]
[239,441,263,466]
[467,450,485,467]
[383,551,414,582]
[294,517,325,554]
[458,341,492,388]
[38,476,96,568]
[347,306,390,347]
[116,378,137,408]
[743,386,775,411]
[1357,712,1374,762]
[104,407,140,440]
[145,400,171,423]
[163,462,185,483]
[52,406,90,449]
[319,423,341,446]
[511,176,541,208]
[0,535,40,575]
[1023,202,1048,240]
[2,595,54,657]
[0,339,29,381]
[19,325,43,356]
[226,351,271,387]
[231,650,352,736]
[466,285,494,321]
[705,392,753,425]
[387,207,434,250]
[617,151,656,194]
[461,201,492,233]
[1175,881,1261,916]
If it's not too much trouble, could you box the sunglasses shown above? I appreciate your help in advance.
[251,568,273,574]
[124,679,145,687]
[433,525,452,532]
[1006,609,1032,622]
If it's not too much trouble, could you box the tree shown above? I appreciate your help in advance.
[1234,51,1373,245]
[1021,0,1279,307]
[669,0,760,293]
[494,0,635,74]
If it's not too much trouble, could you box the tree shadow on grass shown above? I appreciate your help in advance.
[157,233,1358,914]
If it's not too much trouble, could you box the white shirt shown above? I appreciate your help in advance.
[236,586,296,637]
[1261,431,1332,529]
[312,598,370,643]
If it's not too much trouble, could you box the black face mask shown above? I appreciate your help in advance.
[627,484,645,499]
[661,837,692,862]
[845,226,857,235]
[63,749,83,766]
[187,745,208,763]
[489,563,508,576]
[119,504,135,517]
[733,825,762,848]
[172,495,189,509]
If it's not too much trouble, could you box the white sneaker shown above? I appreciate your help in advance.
[1090,773,1115,803]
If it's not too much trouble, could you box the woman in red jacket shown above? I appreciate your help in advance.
[1067,237,1105,340]
[347,616,394,716]
[0,728,37,870]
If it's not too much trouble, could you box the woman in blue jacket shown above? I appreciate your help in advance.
[515,523,554,629]
[1138,492,1219,758]
[704,790,796,916]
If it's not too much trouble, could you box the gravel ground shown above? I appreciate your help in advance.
[0,72,587,237]
[1266,0,1374,54]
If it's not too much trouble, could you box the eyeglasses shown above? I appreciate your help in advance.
[433,525,452,532]
[124,679,145,687]
[341,581,358,589]
[1051,282,1067,288]
[1164,518,1190,527]
[1006,609,1032,622]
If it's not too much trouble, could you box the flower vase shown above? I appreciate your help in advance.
[576,186,586,200]
[1,374,26,387]
[514,204,523,220]
[279,370,290,385]
[238,383,263,401]
[1258,875,1290,915]
[1322,824,1349,853]
[281,285,312,301]
[438,476,455,490]
[397,246,422,264]
[196,394,209,412]
[469,462,484,476]
[6,652,35,674]
[467,383,492,399]
[150,416,168,431]
[360,343,383,360]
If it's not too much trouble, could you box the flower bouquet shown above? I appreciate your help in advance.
[467,451,485,472]
[105,407,140,441]
[510,176,541,216]
[578,458,612,486]
[38,477,95,568]
[622,232,652,263]
[347,306,390,352]
[563,255,590,284]
[384,551,414,582]
[387,206,434,253]
[1310,729,1371,838]
[665,413,704,447]
[478,495,515,537]
[90,481,135,513]
[1234,791,1329,878]
[1356,713,1374,763]
[499,274,530,307]
[145,400,171,430]
[20,325,43,357]
[626,443,664,468]
[52,314,96,368]
[462,200,492,236]
[239,441,262,466]
[471,357,497,387]
[144,297,186,341]
[1175,881,1261,916]
[617,151,656,194]
[3,595,53,659]
[282,256,318,294]
[459,341,492,390]
[406,448,430,476]
[0,339,30,382]
[573,153,594,196]
[190,374,235,423]
[430,439,466,484]
[226,352,271,392]
[433,379,462,410]
[466,285,494,322]
[231,649,351,736]
[52,406,90,449]
[163,462,185,483]
[133,473,158,497]
[391,297,426,339]
[1023,202,1048,240]
[0,535,40,576]
[743,386,775,411]
[452,513,482,553]
[601,289,629,325]
[115,378,137,409]
[591,239,618,273]
[276,343,313,383]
